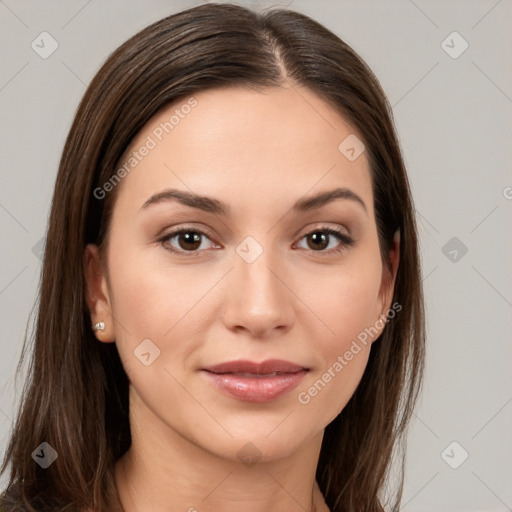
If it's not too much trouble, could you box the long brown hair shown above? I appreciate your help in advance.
[1,4,425,511]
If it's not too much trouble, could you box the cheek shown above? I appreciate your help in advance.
[107,241,202,339]
[295,251,383,421]
[105,249,202,401]
[307,248,383,350]
[327,270,382,342]
[105,239,225,388]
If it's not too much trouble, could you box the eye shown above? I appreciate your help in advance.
[295,226,354,254]
[158,225,354,257]
[159,227,218,255]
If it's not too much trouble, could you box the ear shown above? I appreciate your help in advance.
[84,244,116,343]
[373,229,400,340]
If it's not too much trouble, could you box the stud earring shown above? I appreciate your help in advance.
[92,321,105,332]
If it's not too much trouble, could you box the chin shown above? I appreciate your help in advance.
[192,420,319,465]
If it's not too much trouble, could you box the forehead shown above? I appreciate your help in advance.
[111,85,373,219]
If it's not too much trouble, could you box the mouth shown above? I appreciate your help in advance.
[201,359,310,402]
[202,359,310,375]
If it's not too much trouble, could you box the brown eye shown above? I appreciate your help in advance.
[176,231,202,251]
[296,227,354,254]
[306,232,330,251]
[161,228,216,254]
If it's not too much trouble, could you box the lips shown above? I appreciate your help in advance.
[202,359,309,375]
[201,359,309,402]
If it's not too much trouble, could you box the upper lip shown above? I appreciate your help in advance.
[202,359,309,375]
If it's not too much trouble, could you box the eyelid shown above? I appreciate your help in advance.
[293,224,354,253]
[158,224,219,253]
[158,223,354,256]
[297,222,351,239]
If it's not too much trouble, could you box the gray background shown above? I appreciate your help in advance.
[1,1,511,511]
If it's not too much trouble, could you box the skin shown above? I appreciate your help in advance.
[85,84,399,512]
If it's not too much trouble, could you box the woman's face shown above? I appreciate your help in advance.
[86,85,398,463]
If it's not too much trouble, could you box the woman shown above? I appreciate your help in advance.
[1,3,425,511]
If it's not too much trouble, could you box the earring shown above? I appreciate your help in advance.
[92,321,105,332]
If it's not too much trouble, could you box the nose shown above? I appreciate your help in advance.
[220,243,294,339]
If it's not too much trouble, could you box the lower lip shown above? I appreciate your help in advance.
[201,370,308,402]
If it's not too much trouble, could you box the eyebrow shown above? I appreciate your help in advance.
[140,187,367,216]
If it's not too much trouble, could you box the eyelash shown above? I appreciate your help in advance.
[158,225,354,257]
